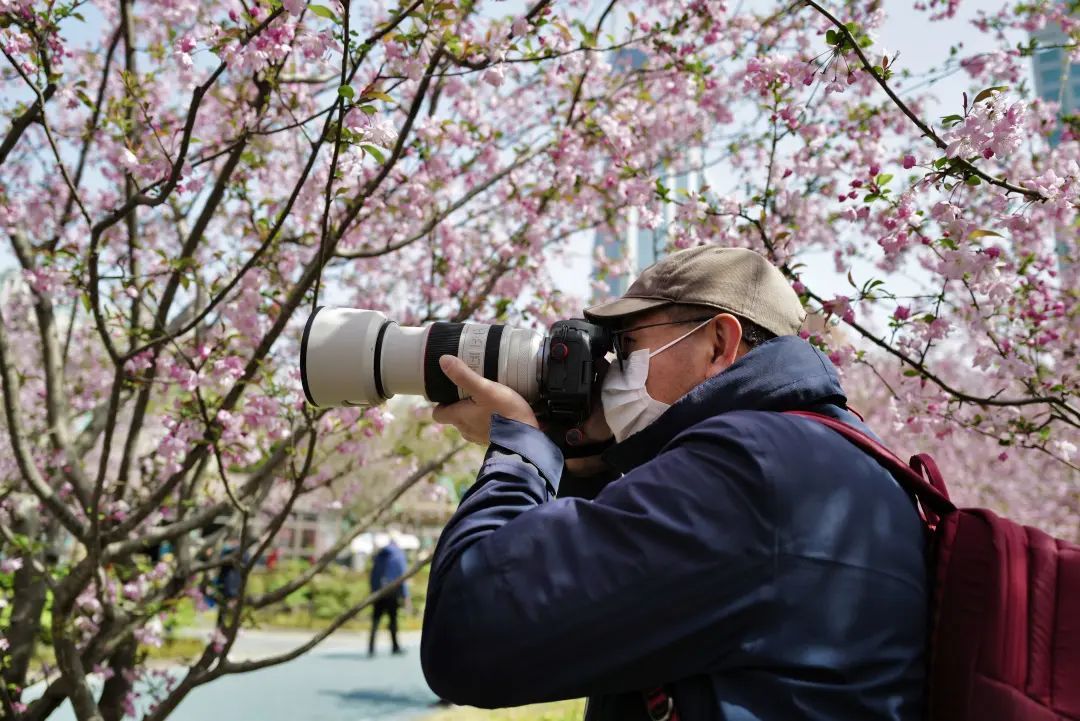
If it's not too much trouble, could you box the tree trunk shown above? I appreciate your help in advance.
[97,635,137,721]
[3,509,48,693]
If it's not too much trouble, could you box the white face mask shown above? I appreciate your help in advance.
[601,318,713,442]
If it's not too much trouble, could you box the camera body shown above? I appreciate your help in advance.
[541,319,610,424]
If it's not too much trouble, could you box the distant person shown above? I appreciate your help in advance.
[215,537,244,601]
[369,536,410,656]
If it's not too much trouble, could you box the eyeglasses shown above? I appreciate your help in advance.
[610,317,715,364]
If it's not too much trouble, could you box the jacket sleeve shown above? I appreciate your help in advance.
[420,415,776,707]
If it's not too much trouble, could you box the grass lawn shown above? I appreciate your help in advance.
[427,699,586,721]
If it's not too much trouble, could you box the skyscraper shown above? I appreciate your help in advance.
[592,48,706,300]
[1030,15,1077,264]
[1031,21,1079,145]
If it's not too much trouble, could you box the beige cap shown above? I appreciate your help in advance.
[584,246,806,336]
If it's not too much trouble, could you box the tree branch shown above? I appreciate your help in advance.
[0,77,55,168]
[0,305,86,537]
[803,0,1045,201]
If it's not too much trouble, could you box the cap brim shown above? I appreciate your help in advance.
[583,296,672,323]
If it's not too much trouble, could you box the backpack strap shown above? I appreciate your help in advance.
[783,411,956,524]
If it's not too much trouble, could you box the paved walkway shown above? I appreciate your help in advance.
[31,629,443,721]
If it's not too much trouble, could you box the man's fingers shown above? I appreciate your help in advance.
[432,402,465,425]
[439,355,493,398]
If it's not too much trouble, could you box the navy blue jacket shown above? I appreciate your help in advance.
[421,336,927,720]
[370,541,409,600]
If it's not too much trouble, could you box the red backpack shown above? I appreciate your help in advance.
[787,411,1080,721]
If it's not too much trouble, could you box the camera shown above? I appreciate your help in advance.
[300,308,610,424]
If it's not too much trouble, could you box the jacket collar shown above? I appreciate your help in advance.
[602,336,850,473]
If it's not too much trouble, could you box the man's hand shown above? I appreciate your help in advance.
[431,355,539,445]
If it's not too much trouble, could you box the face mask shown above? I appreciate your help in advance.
[601,318,713,442]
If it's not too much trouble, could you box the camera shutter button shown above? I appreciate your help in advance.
[551,342,569,361]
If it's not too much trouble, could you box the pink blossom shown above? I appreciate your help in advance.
[120,148,140,172]
[943,91,1026,159]
[344,110,399,148]
[211,628,227,654]
[742,54,797,95]
[482,66,505,87]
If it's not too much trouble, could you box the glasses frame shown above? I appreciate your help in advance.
[610,317,715,368]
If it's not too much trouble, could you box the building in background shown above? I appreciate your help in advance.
[592,49,706,299]
[1031,21,1079,146]
[1030,16,1077,264]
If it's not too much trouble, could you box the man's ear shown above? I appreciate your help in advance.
[706,314,743,376]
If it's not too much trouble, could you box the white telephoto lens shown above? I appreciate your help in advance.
[301,307,388,407]
[300,308,545,407]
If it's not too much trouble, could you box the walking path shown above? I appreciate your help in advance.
[29,629,442,721]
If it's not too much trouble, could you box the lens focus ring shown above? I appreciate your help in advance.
[423,323,465,403]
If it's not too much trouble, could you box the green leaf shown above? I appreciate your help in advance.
[361,144,386,163]
[940,114,964,128]
[964,175,981,186]
[362,90,394,103]
[968,228,1003,239]
[337,85,355,98]
[875,173,893,186]
[973,85,1009,104]
[308,4,338,21]
[654,178,670,201]
[825,29,839,45]
[358,105,377,115]
[903,369,921,377]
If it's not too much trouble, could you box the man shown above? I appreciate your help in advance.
[368,534,410,656]
[421,247,927,720]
